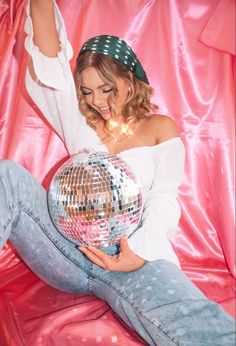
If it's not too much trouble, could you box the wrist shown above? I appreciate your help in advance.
[30,0,55,9]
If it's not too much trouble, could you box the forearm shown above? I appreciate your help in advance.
[30,0,60,57]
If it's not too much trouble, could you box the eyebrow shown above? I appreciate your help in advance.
[80,84,108,90]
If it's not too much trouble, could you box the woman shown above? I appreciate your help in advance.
[0,0,234,345]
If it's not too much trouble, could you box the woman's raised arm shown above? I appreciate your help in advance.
[25,0,101,155]
[30,0,60,57]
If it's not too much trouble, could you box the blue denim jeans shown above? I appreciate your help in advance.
[0,160,235,346]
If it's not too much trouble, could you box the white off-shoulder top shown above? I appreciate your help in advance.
[24,1,185,266]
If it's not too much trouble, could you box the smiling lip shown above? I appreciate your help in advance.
[99,107,111,117]
[100,106,110,113]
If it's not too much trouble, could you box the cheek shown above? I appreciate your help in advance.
[117,91,128,107]
[84,95,92,106]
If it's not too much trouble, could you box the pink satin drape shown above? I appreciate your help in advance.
[0,0,235,345]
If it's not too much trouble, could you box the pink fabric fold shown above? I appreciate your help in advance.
[200,0,236,55]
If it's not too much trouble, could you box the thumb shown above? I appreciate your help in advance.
[119,235,130,253]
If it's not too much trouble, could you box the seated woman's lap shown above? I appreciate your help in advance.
[1,160,234,346]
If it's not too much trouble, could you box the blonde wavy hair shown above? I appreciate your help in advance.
[74,52,158,134]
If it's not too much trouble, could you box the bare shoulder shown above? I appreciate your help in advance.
[146,114,179,144]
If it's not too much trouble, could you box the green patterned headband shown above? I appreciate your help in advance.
[78,35,149,84]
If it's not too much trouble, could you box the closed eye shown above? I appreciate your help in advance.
[102,88,113,93]
[80,87,113,96]
[81,90,92,96]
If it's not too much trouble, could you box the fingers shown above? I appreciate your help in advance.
[79,246,119,271]
[85,246,109,260]
[88,247,116,270]
[119,235,130,253]
[78,237,143,272]
[79,247,107,269]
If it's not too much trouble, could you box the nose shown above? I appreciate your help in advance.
[92,92,104,107]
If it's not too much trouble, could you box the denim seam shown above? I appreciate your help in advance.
[1,204,18,243]
[2,217,12,233]
[92,274,181,345]
[87,264,94,294]
[20,202,92,276]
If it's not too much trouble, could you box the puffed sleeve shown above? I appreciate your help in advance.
[24,0,101,155]
[128,138,185,265]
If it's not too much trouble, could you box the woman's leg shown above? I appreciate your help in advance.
[90,259,235,346]
[0,159,89,293]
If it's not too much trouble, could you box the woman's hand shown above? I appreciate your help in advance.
[79,236,146,272]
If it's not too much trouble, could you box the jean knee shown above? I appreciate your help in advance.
[0,159,28,177]
[0,159,21,172]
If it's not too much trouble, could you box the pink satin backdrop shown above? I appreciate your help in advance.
[0,0,235,345]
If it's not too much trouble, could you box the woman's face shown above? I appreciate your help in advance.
[80,67,129,120]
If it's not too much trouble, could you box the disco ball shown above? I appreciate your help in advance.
[47,150,143,247]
